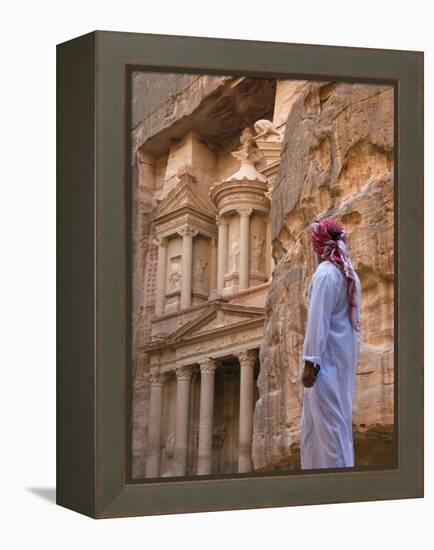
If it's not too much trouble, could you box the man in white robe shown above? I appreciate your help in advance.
[300,217,362,469]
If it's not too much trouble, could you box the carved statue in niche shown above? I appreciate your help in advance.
[193,424,200,447]
[193,257,207,286]
[212,425,226,450]
[163,432,175,460]
[228,240,239,272]
[253,119,282,141]
[251,234,265,272]
[168,256,182,291]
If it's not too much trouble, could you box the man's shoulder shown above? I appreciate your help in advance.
[312,261,342,285]
[314,260,339,276]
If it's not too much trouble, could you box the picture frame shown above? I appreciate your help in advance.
[57,30,424,519]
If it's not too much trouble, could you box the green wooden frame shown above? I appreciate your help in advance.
[57,30,424,519]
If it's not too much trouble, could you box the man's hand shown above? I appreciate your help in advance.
[302,361,319,388]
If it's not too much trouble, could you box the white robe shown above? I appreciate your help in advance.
[300,259,362,469]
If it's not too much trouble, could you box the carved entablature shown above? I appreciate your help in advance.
[152,171,217,240]
[176,326,263,366]
[144,301,265,371]
[209,181,270,218]
[156,214,217,241]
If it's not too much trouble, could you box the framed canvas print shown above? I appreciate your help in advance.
[57,30,424,518]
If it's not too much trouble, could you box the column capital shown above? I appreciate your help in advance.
[236,349,257,368]
[179,226,198,238]
[199,358,218,375]
[237,207,253,218]
[149,370,168,387]
[216,214,229,226]
[153,235,168,248]
[175,364,194,380]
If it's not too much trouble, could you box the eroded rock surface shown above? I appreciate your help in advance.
[253,82,394,470]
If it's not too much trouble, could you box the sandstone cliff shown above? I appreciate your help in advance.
[253,81,394,470]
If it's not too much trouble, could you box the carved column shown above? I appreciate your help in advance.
[197,358,218,475]
[238,207,253,290]
[179,227,198,309]
[154,236,168,315]
[216,215,229,293]
[174,365,194,476]
[236,349,257,473]
[209,237,218,296]
[145,370,166,478]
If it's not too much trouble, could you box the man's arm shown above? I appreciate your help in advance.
[302,268,339,388]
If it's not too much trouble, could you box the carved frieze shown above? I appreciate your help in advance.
[175,326,263,362]
[211,189,270,218]
[156,214,217,240]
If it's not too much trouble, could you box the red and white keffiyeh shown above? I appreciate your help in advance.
[311,217,361,333]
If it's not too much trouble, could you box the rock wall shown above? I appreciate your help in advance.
[253,81,395,470]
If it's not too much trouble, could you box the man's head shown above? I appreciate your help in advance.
[311,217,345,260]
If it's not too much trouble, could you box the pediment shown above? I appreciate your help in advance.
[194,313,253,335]
[152,174,216,221]
[166,302,265,344]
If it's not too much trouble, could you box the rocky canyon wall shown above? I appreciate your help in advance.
[253,81,395,470]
